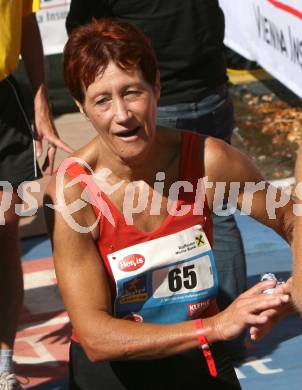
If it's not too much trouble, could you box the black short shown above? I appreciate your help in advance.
[69,340,242,390]
[0,75,41,188]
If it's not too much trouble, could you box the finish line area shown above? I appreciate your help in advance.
[16,214,301,389]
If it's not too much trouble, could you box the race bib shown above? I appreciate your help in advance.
[107,224,218,324]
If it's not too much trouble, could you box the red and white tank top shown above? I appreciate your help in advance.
[62,131,219,341]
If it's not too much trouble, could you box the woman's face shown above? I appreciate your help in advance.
[78,61,160,164]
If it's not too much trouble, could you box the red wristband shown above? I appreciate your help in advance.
[194,318,218,377]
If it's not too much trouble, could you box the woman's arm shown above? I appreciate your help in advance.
[204,136,294,244]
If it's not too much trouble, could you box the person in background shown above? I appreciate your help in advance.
[45,19,293,389]
[65,0,247,359]
[0,1,72,387]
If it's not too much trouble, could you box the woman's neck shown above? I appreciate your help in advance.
[94,128,181,184]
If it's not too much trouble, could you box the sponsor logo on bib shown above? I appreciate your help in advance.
[119,254,145,272]
[188,299,210,317]
[119,275,148,304]
[195,234,205,247]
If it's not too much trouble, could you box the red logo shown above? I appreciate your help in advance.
[118,254,145,272]
[188,299,210,317]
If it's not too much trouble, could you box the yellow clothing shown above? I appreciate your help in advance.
[0,0,40,81]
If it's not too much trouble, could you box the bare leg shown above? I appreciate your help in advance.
[0,190,23,350]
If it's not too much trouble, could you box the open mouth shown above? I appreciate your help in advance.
[115,126,141,138]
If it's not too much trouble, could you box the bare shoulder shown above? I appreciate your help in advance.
[44,170,80,206]
[44,150,94,231]
[202,136,262,182]
[43,167,85,238]
[72,137,99,168]
[202,136,231,178]
[203,136,229,162]
[45,137,99,202]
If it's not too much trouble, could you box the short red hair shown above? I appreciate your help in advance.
[63,18,158,104]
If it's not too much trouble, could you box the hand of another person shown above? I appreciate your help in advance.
[209,280,289,342]
[34,93,73,175]
[249,278,295,341]
[21,13,74,175]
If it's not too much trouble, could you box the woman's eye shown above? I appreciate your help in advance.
[125,90,140,97]
[96,98,110,105]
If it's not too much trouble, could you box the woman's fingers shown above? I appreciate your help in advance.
[274,278,292,295]
[240,294,289,317]
[214,292,289,341]
[256,308,278,319]
[214,280,291,342]
[241,280,277,298]
[249,319,275,341]
[250,327,261,341]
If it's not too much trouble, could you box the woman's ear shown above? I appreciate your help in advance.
[74,99,85,115]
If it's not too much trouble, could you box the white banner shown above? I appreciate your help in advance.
[219,0,302,97]
[37,0,71,55]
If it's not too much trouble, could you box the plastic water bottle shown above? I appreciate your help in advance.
[261,273,284,294]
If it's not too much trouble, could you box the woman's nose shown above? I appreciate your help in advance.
[114,98,130,123]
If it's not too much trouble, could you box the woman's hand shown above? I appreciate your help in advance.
[249,278,295,341]
[204,280,290,343]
